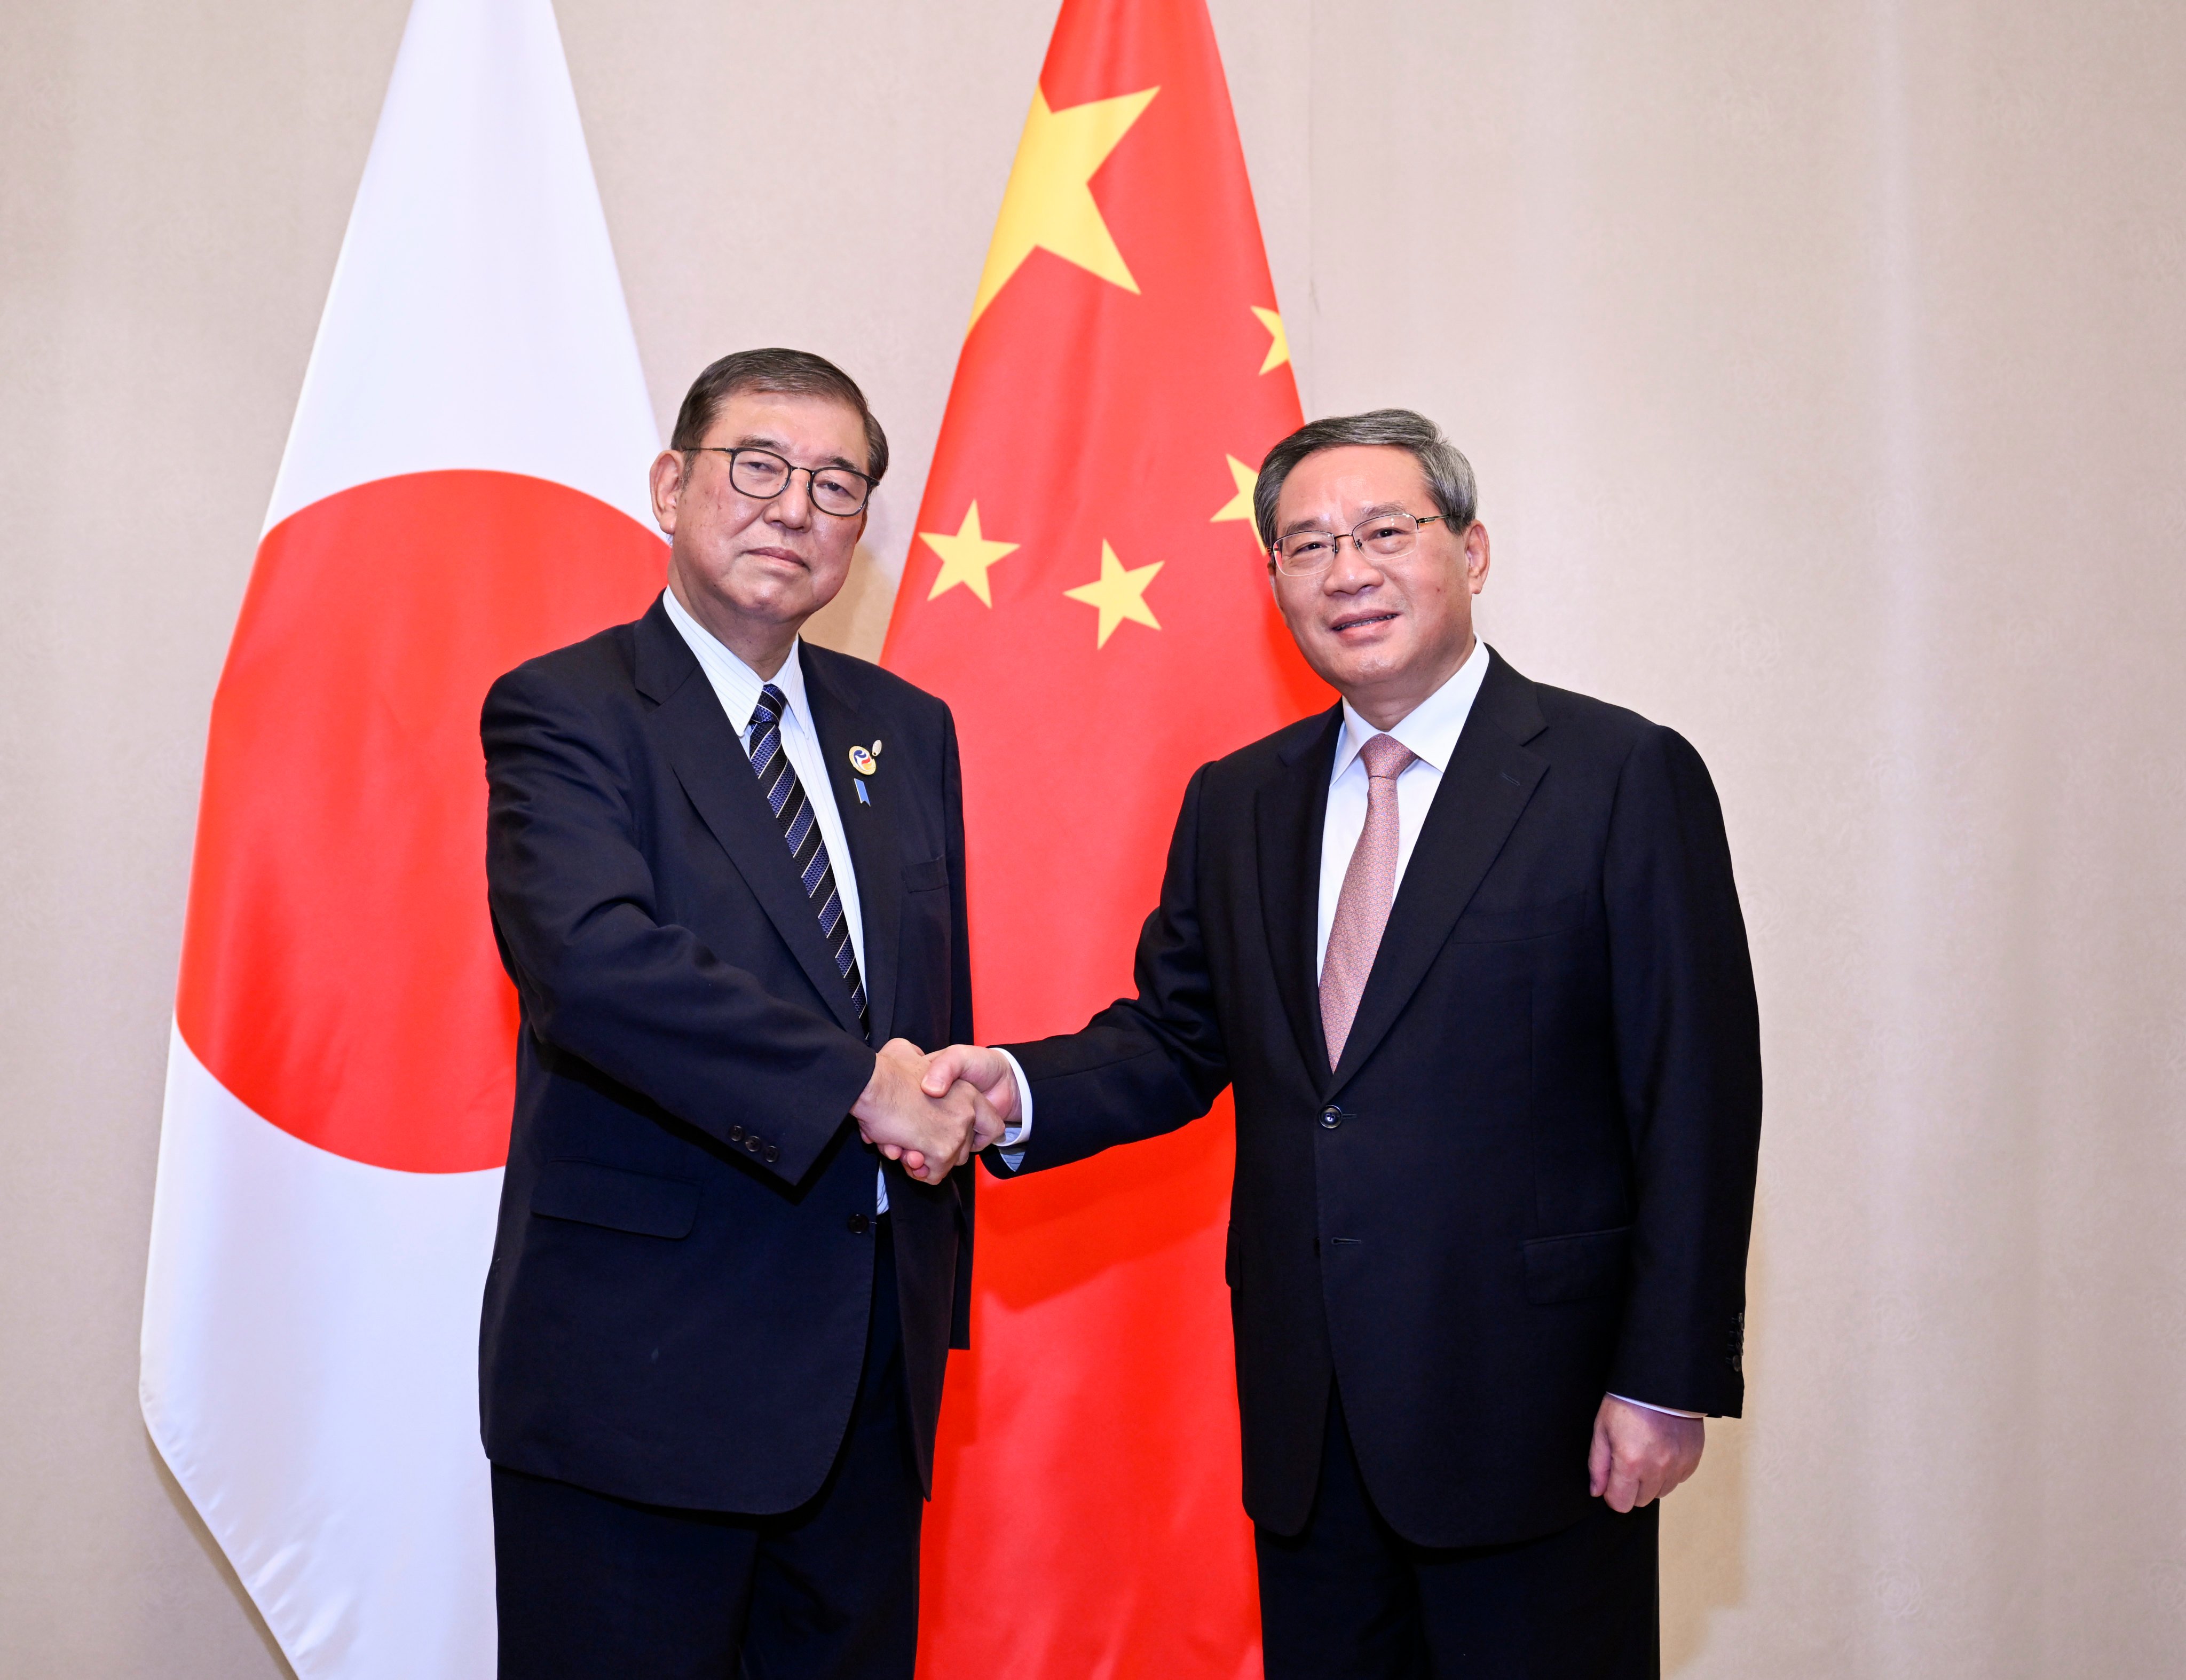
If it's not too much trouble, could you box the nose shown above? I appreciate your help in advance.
[762,469,818,529]
[1322,533,1384,593]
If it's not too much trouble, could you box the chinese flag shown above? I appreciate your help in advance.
[882,1,1328,1673]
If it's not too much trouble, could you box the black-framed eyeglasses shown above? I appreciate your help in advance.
[688,446,876,516]
[1270,510,1448,577]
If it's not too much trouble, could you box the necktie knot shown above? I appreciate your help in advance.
[752,683,787,730]
[1359,733,1414,782]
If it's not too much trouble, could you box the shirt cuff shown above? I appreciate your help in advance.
[1607,1392,1704,1419]
[993,1047,1034,1170]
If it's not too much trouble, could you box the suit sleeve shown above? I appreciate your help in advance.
[988,763,1232,1176]
[482,662,875,1184]
[1601,725,1763,1417]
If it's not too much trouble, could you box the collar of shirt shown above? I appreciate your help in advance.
[1330,640,1494,785]
[660,586,812,744]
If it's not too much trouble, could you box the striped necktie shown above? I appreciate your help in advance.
[746,683,869,1036]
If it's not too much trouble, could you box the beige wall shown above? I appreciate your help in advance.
[5,1,2184,1675]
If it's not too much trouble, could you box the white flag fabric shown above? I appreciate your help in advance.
[140,1,664,1673]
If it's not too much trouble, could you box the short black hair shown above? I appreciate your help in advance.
[670,348,889,483]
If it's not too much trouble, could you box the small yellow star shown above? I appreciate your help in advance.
[969,84,1161,329]
[1063,541,1163,647]
[1251,306,1289,374]
[919,502,1020,606]
[1211,455,1258,524]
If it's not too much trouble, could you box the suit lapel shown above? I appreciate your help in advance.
[636,606,866,1039]
[803,648,897,1047]
[1257,707,1344,1095]
[1328,652,1549,1097]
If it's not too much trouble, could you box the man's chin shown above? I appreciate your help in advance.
[1313,642,1410,692]
[721,580,824,626]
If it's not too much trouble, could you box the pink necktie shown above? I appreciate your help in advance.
[1320,733,1416,1069]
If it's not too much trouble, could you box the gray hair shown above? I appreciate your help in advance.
[671,347,889,483]
[1252,408,1477,552]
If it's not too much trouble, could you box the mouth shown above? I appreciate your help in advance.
[742,546,808,569]
[1328,610,1400,636]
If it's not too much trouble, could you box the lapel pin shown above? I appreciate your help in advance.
[854,781,871,807]
[849,745,877,776]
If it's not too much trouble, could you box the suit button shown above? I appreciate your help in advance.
[730,1125,745,1142]
[1320,1106,1343,1130]
[744,1135,761,1154]
[764,1145,780,1163]
[848,1213,870,1235]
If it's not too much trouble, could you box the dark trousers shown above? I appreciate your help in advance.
[493,1217,922,1680]
[1257,1386,1659,1680]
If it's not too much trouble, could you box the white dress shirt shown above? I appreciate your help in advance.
[661,588,890,1212]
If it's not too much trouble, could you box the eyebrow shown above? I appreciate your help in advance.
[719,433,865,475]
[1277,500,1411,539]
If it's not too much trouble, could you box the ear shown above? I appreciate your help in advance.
[649,448,686,536]
[1463,521,1491,594]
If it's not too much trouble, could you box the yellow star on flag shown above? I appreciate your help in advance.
[1251,305,1289,374]
[1063,541,1163,647]
[968,84,1161,329]
[920,502,1020,606]
[1211,455,1258,524]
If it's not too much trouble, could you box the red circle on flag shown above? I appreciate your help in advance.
[177,470,666,1173]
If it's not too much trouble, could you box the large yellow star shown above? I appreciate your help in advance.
[968,84,1161,329]
[1251,305,1290,374]
[1063,541,1163,647]
[1211,455,1258,524]
[920,502,1019,606]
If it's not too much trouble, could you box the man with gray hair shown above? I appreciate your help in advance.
[480,349,1000,1677]
[922,409,1762,1677]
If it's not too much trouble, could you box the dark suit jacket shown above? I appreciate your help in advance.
[477,597,974,1514]
[994,650,1761,1548]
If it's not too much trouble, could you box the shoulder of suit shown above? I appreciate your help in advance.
[490,615,645,703]
[1191,707,1341,793]
[1528,679,1654,740]
[1518,671,1701,769]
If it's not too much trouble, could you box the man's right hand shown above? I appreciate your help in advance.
[851,1039,987,1185]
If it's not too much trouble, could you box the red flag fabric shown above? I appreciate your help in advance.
[883,2,1327,1672]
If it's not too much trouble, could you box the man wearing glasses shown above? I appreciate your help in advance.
[478,349,1001,1677]
[924,410,1762,1677]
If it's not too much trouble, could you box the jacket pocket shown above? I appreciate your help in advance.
[531,1159,699,1240]
[1453,893,1585,943]
[1522,1225,1631,1304]
[903,857,949,893]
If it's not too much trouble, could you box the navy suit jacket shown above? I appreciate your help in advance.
[993,651,1761,1548]
[478,597,973,1513]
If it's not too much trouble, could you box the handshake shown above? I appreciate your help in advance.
[849,1038,1020,1184]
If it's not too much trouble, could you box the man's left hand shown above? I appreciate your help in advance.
[1588,1394,1705,1512]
